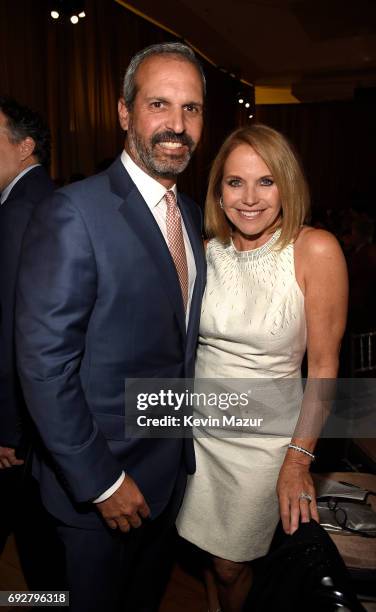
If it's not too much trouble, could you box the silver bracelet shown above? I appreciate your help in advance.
[288,443,315,461]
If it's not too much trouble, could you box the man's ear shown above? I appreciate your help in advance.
[118,98,130,131]
[19,136,36,161]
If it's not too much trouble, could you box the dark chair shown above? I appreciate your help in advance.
[243,520,365,611]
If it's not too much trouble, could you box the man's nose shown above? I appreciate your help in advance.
[165,107,185,134]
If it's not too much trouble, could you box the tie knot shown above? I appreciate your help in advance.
[165,190,177,209]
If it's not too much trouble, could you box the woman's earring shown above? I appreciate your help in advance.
[219,196,224,209]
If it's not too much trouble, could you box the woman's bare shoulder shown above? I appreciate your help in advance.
[295,226,343,260]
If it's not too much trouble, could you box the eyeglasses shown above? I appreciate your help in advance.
[327,497,376,539]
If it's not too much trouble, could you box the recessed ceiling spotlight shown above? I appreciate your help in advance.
[51,10,59,19]
[78,11,86,18]
[70,14,79,24]
[245,102,250,108]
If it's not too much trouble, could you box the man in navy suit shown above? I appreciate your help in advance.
[16,43,206,611]
[0,97,55,554]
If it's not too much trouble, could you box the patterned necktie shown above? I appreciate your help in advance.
[165,190,189,311]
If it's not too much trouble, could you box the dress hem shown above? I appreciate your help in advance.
[176,528,269,563]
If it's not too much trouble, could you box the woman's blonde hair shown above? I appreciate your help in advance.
[205,123,310,248]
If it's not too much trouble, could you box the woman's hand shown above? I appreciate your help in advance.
[276,459,319,535]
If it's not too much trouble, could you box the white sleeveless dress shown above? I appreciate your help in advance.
[176,230,307,562]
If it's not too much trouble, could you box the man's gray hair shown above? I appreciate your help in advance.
[122,42,206,109]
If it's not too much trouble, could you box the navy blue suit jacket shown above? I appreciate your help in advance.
[0,166,54,449]
[16,157,206,528]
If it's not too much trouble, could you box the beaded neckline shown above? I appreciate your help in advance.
[228,228,282,260]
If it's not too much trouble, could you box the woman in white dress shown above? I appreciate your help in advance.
[176,124,348,612]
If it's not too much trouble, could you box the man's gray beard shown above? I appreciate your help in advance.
[127,125,192,179]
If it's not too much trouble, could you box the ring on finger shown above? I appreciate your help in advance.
[299,491,313,503]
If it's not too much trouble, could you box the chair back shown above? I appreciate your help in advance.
[351,331,376,377]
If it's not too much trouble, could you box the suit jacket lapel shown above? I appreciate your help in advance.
[106,158,187,338]
[179,199,206,368]
[178,196,205,336]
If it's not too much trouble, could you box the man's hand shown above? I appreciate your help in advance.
[0,446,25,469]
[94,474,150,533]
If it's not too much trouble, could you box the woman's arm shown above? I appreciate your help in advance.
[277,228,348,534]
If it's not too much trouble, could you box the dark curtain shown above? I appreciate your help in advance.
[0,0,250,203]
[256,100,376,219]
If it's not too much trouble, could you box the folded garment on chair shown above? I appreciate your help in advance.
[317,500,376,537]
[314,477,376,537]
[315,477,370,502]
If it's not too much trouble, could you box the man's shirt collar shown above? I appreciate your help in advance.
[0,164,41,205]
[120,151,177,208]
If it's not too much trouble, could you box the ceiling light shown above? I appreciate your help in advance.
[78,11,86,18]
[238,98,244,104]
[249,114,254,119]
[70,14,79,24]
[51,10,60,19]
[245,102,250,108]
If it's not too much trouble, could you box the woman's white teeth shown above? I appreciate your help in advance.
[239,210,262,218]
[159,142,183,149]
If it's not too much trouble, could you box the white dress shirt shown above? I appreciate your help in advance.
[0,164,41,205]
[121,150,196,324]
[93,151,197,504]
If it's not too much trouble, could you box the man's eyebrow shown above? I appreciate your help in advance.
[145,97,169,103]
[145,97,203,108]
[184,100,203,107]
